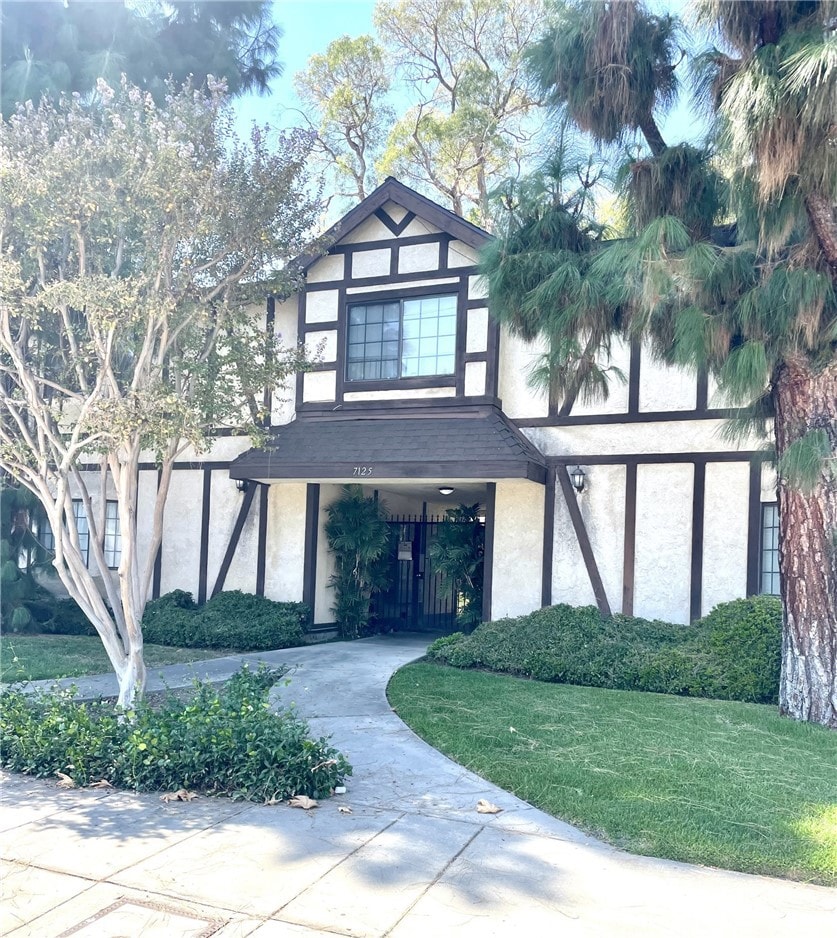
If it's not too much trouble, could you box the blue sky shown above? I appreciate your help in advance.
[234,1,706,149]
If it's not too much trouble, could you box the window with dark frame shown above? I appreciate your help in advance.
[72,499,90,566]
[760,502,780,596]
[346,294,457,382]
[104,501,121,569]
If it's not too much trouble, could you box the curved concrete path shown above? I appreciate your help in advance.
[1,635,834,937]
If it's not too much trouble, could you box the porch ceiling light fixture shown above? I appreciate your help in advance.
[235,479,251,493]
[570,466,586,493]
[438,486,455,496]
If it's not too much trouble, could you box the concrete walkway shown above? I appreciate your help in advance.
[1,636,834,937]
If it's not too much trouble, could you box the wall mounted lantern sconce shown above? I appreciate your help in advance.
[235,479,251,494]
[570,466,586,493]
[438,486,455,496]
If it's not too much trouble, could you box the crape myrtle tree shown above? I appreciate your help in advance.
[482,0,837,727]
[0,78,323,707]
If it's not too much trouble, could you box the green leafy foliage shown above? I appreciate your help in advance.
[0,666,351,801]
[427,505,485,630]
[142,591,308,651]
[427,597,782,703]
[324,486,393,640]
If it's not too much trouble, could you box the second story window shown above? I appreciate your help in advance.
[760,502,780,596]
[346,294,457,382]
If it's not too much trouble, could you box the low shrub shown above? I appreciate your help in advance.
[0,665,351,801]
[142,590,308,651]
[43,598,97,636]
[427,597,783,704]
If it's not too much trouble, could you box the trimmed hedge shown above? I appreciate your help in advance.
[0,665,350,801]
[142,590,308,651]
[427,596,782,704]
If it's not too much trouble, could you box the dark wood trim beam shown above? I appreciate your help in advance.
[690,460,706,622]
[628,338,641,415]
[549,450,761,467]
[746,459,763,596]
[557,466,612,617]
[622,463,637,616]
[210,482,257,598]
[152,468,162,600]
[302,484,320,618]
[197,468,212,604]
[514,406,742,428]
[482,482,496,623]
[541,467,556,607]
[256,483,269,597]
[374,206,416,236]
[696,367,709,412]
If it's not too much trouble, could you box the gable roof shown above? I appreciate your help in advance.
[295,177,492,272]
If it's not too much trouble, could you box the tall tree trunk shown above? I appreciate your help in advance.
[773,360,837,728]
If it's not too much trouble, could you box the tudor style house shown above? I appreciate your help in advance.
[125,177,776,629]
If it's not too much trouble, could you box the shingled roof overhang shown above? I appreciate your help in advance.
[230,409,546,484]
[293,177,492,272]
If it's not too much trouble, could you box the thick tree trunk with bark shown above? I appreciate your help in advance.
[773,360,837,728]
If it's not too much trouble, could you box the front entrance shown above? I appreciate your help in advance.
[374,515,459,633]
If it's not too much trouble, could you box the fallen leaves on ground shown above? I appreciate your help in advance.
[161,789,198,802]
[88,779,113,789]
[288,795,319,810]
[55,772,76,789]
[338,805,352,814]
[476,799,502,814]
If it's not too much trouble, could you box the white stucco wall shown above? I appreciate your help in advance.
[307,253,345,284]
[305,290,339,323]
[305,329,338,362]
[466,307,489,353]
[491,480,544,619]
[343,387,456,401]
[205,471,259,596]
[346,277,459,296]
[523,419,745,458]
[136,469,158,587]
[464,361,487,396]
[340,216,396,243]
[399,243,441,274]
[550,465,627,612]
[448,240,478,268]
[303,370,337,402]
[314,484,341,623]
[262,483,306,603]
[701,462,749,615]
[633,463,693,623]
[159,469,203,598]
[639,347,697,412]
[497,329,549,419]
[468,275,488,300]
[352,248,391,278]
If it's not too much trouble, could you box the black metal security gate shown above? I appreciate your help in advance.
[373,515,460,633]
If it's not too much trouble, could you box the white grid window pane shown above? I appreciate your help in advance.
[104,501,121,569]
[401,295,456,377]
[72,500,89,566]
[760,503,780,596]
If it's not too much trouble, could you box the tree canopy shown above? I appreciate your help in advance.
[482,0,837,727]
[0,78,323,705]
[1,0,283,117]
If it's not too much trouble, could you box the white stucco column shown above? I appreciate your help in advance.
[490,479,545,620]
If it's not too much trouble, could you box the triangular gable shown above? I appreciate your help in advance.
[294,177,492,272]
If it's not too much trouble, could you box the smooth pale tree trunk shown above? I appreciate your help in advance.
[774,360,837,728]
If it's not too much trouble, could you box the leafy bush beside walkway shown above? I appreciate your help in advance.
[389,663,837,884]
[428,597,782,703]
[1,666,350,802]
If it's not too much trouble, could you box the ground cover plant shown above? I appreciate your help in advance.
[389,663,837,884]
[427,597,782,703]
[142,590,308,652]
[0,666,350,802]
[0,635,236,683]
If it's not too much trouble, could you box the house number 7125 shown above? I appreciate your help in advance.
[352,466,373,477]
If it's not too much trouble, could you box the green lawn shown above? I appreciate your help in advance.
[0,634,237,682]
[388,662,837,885]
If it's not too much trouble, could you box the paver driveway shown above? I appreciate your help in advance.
[1,634,834,936]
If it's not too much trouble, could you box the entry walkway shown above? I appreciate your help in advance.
[1,636,834,936]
